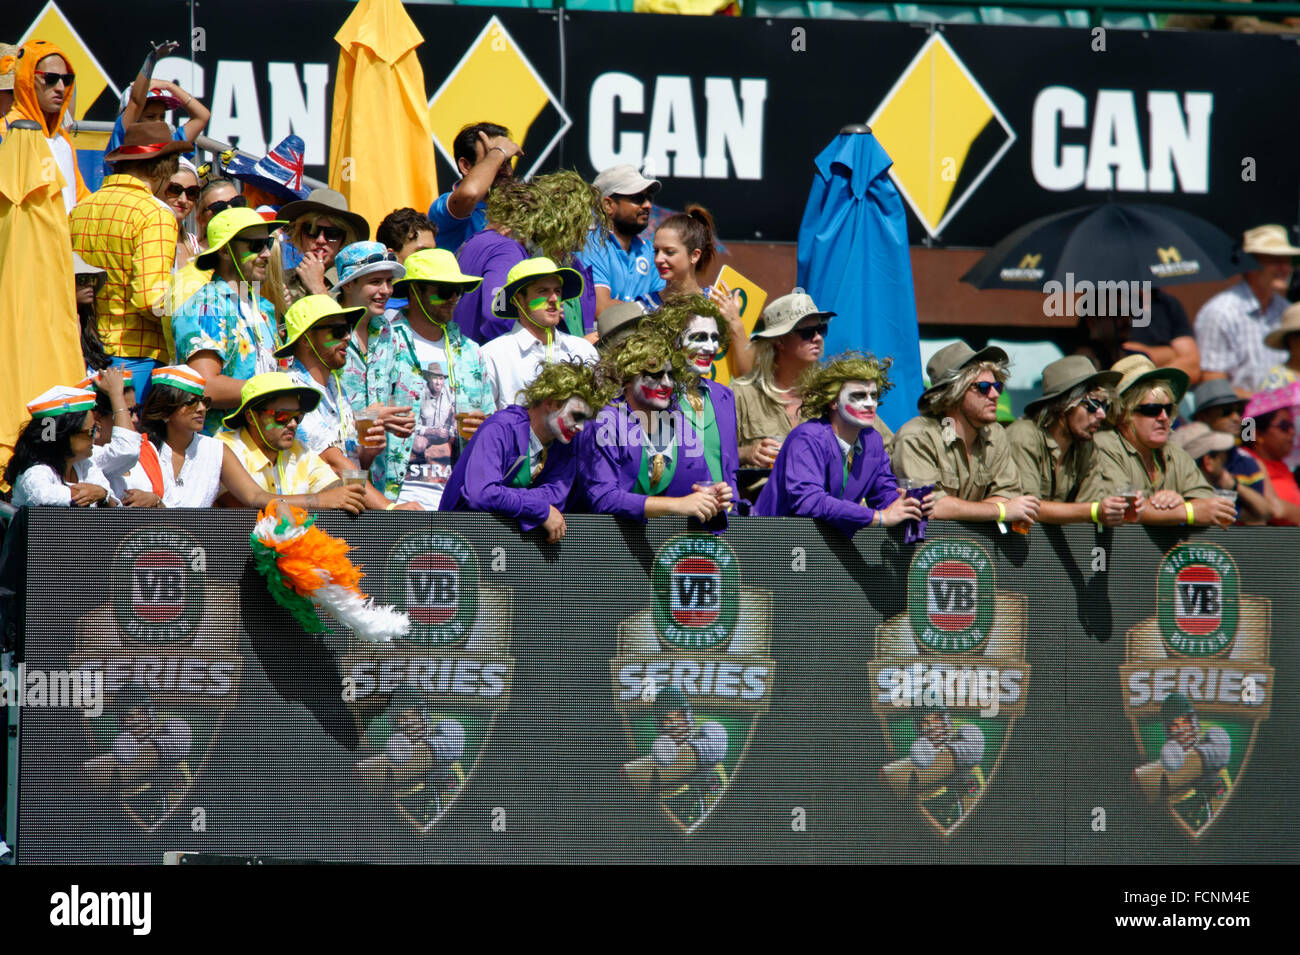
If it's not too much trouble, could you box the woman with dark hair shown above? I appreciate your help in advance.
[5,386,115,507]
[124,365,365,512]
[651,204,751,377]
[1241,399,1300,525]
[74,253,111,373]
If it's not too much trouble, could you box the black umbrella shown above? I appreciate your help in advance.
[960,203,1247,290]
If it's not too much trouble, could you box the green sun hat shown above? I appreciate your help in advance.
[393,248,483,295]
[491,256,584,319]
[222,372,322,430]
[195,207,286,270]
[275,294,368,358]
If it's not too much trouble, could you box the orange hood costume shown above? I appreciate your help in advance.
[1,39,89,203]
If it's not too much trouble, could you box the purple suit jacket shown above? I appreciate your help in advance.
[439,405,577,532]
[698,378,741,508]
[753,418,897,536]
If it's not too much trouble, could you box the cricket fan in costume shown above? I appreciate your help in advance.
[439,359,614,541]
[1133,691,1233,831]
[355,686,467,825]
[880,705,986,830]
[755,352,931,535]
[622,686,728,820]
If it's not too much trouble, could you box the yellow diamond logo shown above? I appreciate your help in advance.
[428,15,571,178]
[19,1,121,121]
[869,34,1014,239]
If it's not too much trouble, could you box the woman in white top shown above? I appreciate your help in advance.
[162,157,202,268]
[5,386,116,507]
[126,364,365,513]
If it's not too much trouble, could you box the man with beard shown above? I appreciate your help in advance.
[579,164,666,316]
[1005,356,1130,525]
[426,122,519,253]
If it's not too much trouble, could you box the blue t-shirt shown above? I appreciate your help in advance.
[103,117,191,176]
[428,188,487,253]
[576,228,664,308]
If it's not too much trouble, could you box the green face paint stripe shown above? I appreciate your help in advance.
[527,295,550,311]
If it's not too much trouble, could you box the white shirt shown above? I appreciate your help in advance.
[124,433,224,507]
[91,426,144,501]
[479,323,598,409]
[11,458,117,507]
[48,133,77,213]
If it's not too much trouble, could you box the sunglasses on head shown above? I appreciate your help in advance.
[1080,396,1110,414]
[260,408,304,426]
[165,183,201,201]
[35,70,75,87]
[972,380,1005,398]
[303,223,347,242]
[314,320,354,340]
[793,323,829,341]
[181,395,213,411]
[203,195,248,216]
[615,191,653,205]
[233,236,272,254]
[1134,402,1176,418]
[355,251,398,266]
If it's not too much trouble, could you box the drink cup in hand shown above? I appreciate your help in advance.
[354,408,382,448]
[1116,484,1140,523]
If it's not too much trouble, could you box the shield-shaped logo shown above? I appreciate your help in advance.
[614,534,772,835]
[74,528,242,833]
[349,532,513,834]
[1123,542,1271,841]
[873,539,1029,839]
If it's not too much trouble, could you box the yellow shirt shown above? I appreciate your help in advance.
[70,175,179,362]
[217,428,339,496]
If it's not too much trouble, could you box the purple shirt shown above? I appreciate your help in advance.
[454,230,527,345]
[438,405,577,532]
[753,418,897,536]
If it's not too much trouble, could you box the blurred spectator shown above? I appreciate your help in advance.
[162,157,202,268]
[1241,402,1300,525]
[1170,421,1270,524]
[171,208,284,432]
[332,241,406,411]
[1195,224,1300,396]
[3,39,88,211]
[1165,0,1300,33]
[74,253,111,374]
[428,122,519,253]
[102,41,209,176]
[454,171,604,344]
[266,188,369,312]
[4,386,114,507]
[377,208,436,264]
[579,164,665,315]
[595,302,646,354]
[893,342,1034,525]
[70,121,183,396]
[479,258,598,411]
[1072,287,1200,384]
[1259,302,1300,389]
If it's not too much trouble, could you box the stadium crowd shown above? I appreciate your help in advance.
[4,37,1300,539]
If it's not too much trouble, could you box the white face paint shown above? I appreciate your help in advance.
[835,380,878,428]
[545,396,593,445]
[632,368,674,411]
[681,315,721,372]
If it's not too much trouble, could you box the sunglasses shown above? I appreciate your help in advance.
[1080,396,1110,415]
[1134,402,1176,418]
[972,380,1005,398]
[638,368,672,383]
[314,321,354,340]
[36,71,75,88]
[303,223,347,242]
[203,195,248,216]
[75,274,100,288]
[181,395,213,411]
[415,282,465,302]
[165,183,201,201]
[233,236,272,254]
[1270,418,1296,433]
[260,408,304,426]
[793,323,829,341]
[614,191,653,205]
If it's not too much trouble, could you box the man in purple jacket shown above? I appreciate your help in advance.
[439,360,610,542]
[755,353,931,536]
[574,328,731,527]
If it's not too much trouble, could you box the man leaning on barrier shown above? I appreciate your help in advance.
[891,342,1038,526]
[1004,356,1129,526]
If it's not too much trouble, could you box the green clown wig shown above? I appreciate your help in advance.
[520,358,618,412]
[603,327,693,399]
[644,294,731,363]
[797,351,894,421]
[486,170,610,265]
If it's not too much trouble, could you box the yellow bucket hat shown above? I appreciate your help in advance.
[393,248,483,294]
[275,294,367,358]
[492,256,584,319]
[222,372,322,429]
[196,207,286,270]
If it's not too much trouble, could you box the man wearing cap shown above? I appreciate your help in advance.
[1194,224,1300,395]
[363,249,494,506]
[577,164,666,317]
[1169,422,1268,524]
[1077,360,1235,527]
[426,122,520,254]
[170,207,285,433]
[891,342,1037,525]
[272,188,370,307]
[1189,378,1270,496]
[1004,356,1129,525]
[479,258,600,411]
[595,302,647,354]
[70,121,185,393]
[441,360,611,542]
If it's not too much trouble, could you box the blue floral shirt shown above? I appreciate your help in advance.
[285,357,359,462]
[171,278,281,434]
[363,308,495,498]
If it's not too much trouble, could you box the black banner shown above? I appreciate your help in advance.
[3,509,1297,864]
[15,1,1298,245]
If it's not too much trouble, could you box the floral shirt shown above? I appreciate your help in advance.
[171,278,282,434]
[339,313,382,415]
[285,356,359,462]
[362,308,495,498]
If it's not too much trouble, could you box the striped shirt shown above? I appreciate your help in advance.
[1193,280,1288,392]
[70,175,179,362]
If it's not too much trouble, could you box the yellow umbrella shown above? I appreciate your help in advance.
[0,120,84,476]
[328,0,438,235]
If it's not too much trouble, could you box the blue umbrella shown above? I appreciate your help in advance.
[797,124,922,432]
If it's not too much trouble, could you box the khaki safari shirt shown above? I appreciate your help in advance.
[733,378,894,455]
[1075,429,1215,502]
[1004,418,1097,503]
[891,414,1020,500]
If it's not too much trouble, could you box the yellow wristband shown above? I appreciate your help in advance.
[995,502,1007,523]
[1185,501,1195,525]
[386,503,398,511]
[1090,501,1100,524]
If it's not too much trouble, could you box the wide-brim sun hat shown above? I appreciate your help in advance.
[222,372,322,429]
[1264,302,1300,351]
[275,294,368,358]
[492,257,584,319]
[917,341,1010,411]
[1023,355,1122,417]
[1112,353,1190,405]
[278,187,370,242]
[195,207,286,271]
[392,248,482,295]
[751,292,835,340]
[102,121,190,164]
